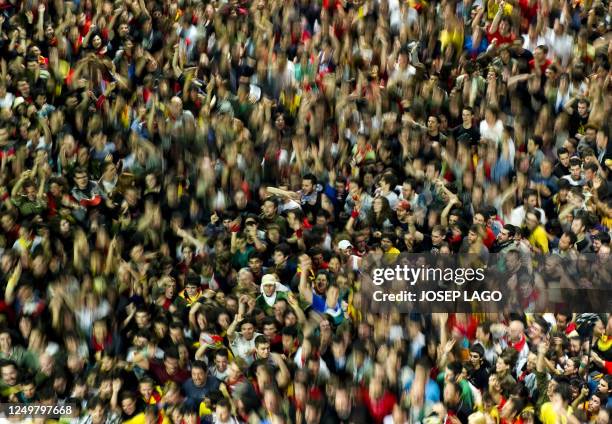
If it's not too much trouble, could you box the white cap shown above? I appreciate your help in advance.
[338,240,353,250]
[261,274,278,286]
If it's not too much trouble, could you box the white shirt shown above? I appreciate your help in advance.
[479,119,504,145]
[508,205,547,227]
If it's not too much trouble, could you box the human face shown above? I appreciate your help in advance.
[498,228,510,243]
[256,342,270,359]
[427,116,439,133]
[302,178,314,194]
[577,101,588,117]
[74,172,88,189]
[1,365,17,386]
[121,397,136,415]
[558,234,571,251]
[559,152,570,167]
[139,382,153,401]
[262,283,275,297]
[191,367,206,386]
[214,354,228,372]
[469,352,481,369]
[432,231,444,246]
[262,200,276,218]
[462,109,473,127]
[570,164,582,183]
[241,323,255,340]
[164,356,179,375]
[263,324,277,339]
[525,213,538,231]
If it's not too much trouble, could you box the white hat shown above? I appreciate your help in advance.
[338,240,353,250]
[261,274,279,286]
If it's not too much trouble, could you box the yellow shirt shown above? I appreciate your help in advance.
[528,226,549,254]
[539,402,572,424]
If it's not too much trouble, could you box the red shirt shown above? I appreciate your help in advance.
[486,27,516,45]
[360,387,397,424]
[529,58,552,74]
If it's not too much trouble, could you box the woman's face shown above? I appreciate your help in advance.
[92,35,102,49]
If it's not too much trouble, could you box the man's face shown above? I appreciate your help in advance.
[431,231,444,246]
[262,200,276,218]
[427,116,439,133]
[558,234,571,251]
[191,367,206,386]
[559,152,570,167]
[74,172,88,189]
[570,164,582,180]
[525,213,539,231]
[473,213,485,226]
[1,365,17,386]
[215,355,228,372]
[571,218,584,235]
[248,257,262,273]
[577,101,588,117]
[263,324,277,339]
[302,178,314,194]
[256,342,270,359]
[498,228,510,243]
[585,128,597,142]
[241,323,255,340]
[139,383,153,400]
[164,357,179,375]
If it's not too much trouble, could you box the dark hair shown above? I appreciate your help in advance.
[302,173,317,185]
[191,360,207,372]
[254,335,269,346]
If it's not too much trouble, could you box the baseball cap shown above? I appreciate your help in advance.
[338,240,353,250]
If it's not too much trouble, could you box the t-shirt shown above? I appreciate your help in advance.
[539,402,572,424]
[149,360,190,385]
[182,376,221,403]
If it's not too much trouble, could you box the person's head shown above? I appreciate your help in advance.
[558,147,570,167]
[302,174,317,195]
[443,380,462,407]
[255,335,270,359]
[215,399,232,422]
[262,317,278,340]
[273,244,291,266]
[571,215,587,235]
[73,167,89,189]
[427,115,440,134]
[558,231,577,251]
[262,197,278,219]
[569,158,582,180]
[191,360,208,387]
[240,319,256,340]
[469,344,485,369]
[598,375,612,395]
[524,208,541,231]
[120,392,139,416]
[500,395,526,420]
[0,361,17,386]
[528,136,543,154]
[214,349,229,373]
[534,45,548,62]
[552,381,572,407]
[498,224,515,244]
[163,348,180,375]
[138,378,156,401]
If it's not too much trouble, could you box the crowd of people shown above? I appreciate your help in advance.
[0,0,612,422]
